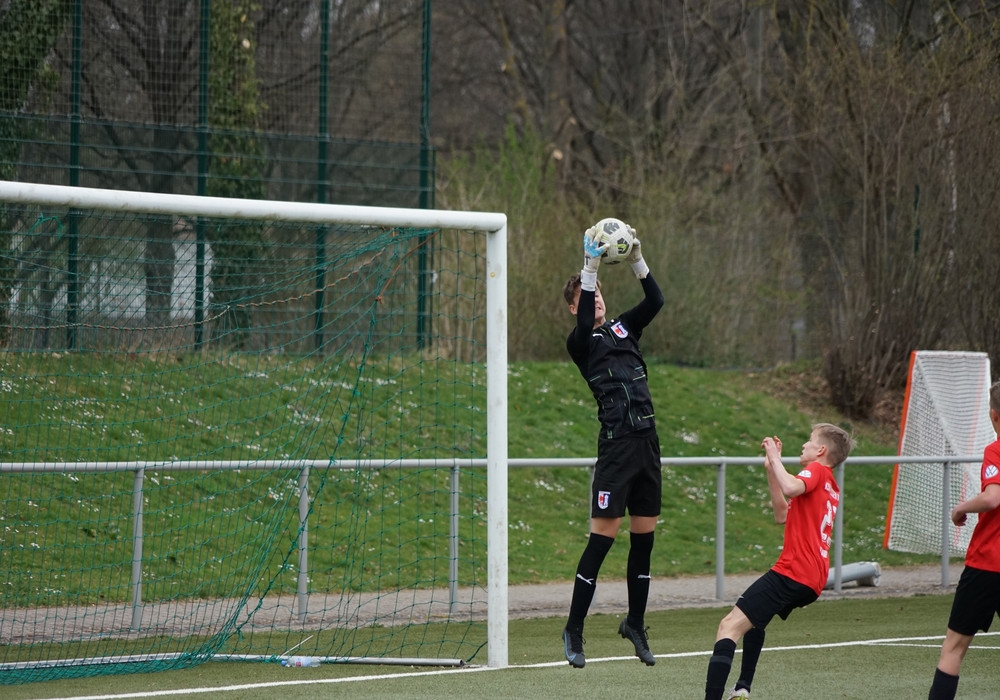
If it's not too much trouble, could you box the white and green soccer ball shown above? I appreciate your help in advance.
[594,217,633,265]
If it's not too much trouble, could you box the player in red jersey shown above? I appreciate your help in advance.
[703,423,854,700]
[927,381,1000,700]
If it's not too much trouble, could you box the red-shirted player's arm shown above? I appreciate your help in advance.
[762,437,806,500]
[763,463,789,524]
[952,483,1000,527]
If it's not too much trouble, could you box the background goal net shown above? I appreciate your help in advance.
[884,350,993,554]
[0,181,508,684]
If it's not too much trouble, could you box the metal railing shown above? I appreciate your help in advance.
[513,455,981,599]
[0,454,980,630]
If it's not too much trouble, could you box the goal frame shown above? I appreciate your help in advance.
[0,179,511,669]
[884,349,992,556]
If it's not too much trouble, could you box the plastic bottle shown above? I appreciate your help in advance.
[281,655,320,667]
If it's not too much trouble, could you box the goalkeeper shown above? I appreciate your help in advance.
[559,221,664,669]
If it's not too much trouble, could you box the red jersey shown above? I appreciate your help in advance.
[771,461,841,595]
[964,439,1000,573]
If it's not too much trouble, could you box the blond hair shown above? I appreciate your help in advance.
[813,423,855,466]
[990,381,1000,414]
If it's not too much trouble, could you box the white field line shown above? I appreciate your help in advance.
[31,632,1000,700]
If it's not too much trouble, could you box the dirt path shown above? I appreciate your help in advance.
[0,563,962,645]
[507,562,963,620]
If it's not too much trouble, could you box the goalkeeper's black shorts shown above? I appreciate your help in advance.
[590,427,661,519]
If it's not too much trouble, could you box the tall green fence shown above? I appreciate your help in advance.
[0,0,433,208]
[1,0,437,352]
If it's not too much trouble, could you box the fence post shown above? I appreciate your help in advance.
[130,466,144,630]
[832,462,845,592]
[941,461,951,587]
[297,465,310,623]
[449,463,460,614]
[715,461,726,600]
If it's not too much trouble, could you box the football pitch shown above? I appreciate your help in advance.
[8,594,998,700]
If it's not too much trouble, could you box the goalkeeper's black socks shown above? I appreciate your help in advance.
[704,638,736,700]
[928,668,959,699]
[626,530,654,626]
[567,533,614,631]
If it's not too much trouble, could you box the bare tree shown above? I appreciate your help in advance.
[433,1,753,197]
[0,0,72,346]
[759,0,1000,417]
[431,2,807,365]
[256,0,424,141]
[45,1,202,325]
[31,1,425,331]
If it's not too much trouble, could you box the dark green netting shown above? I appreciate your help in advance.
[0,205,490,683]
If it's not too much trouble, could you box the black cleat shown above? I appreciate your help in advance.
[562,627,586,668]
[618,618,655,666]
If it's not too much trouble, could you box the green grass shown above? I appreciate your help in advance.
[1,350,490,606]
[0,353,938,609]
[507,360,936,583]
[0,354,972,693]
[7,595,993,699]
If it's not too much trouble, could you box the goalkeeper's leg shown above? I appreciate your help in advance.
[566,531,615,631]
[563,530,616,668]
[625,529,654,627]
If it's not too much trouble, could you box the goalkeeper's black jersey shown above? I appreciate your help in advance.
[567,275,664,440]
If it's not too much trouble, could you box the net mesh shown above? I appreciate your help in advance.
[0,197,491,683]
[885,351,993,554]
[2,1,430,206]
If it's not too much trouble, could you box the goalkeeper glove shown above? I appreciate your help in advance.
[581,225,607,288]
[625,226,649,279]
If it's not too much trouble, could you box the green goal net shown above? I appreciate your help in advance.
[0,182,508,684]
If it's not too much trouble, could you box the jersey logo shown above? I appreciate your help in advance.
[798,468,812,479]
[986,464,999,479]
[598,491,611,509]
[610,322,628,339]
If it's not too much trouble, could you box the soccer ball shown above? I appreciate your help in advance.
[594,218,633,265]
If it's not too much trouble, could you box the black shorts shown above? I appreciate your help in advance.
[735,569,819,629]
[948,566,1000,636]
[591,428,661,519]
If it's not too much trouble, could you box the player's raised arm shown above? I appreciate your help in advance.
[624,225,649,280]
[571,225,608,335]
[762,434,806,499]
[762,436,790,523]
[581,223,607,289]
[621,229,664,325]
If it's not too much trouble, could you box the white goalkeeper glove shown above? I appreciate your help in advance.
[581,225,608,289]
[625,226,649,279]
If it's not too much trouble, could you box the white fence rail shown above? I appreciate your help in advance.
[0,454,978,631]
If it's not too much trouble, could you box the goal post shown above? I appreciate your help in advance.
[884,350,993,554]
[0,180,509,682]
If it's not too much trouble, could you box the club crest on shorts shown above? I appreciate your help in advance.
[610,322,628,339]
[597,491,611,509]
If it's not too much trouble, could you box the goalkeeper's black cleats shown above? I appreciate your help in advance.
[562,626,586,668]
[618,617,655,666]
